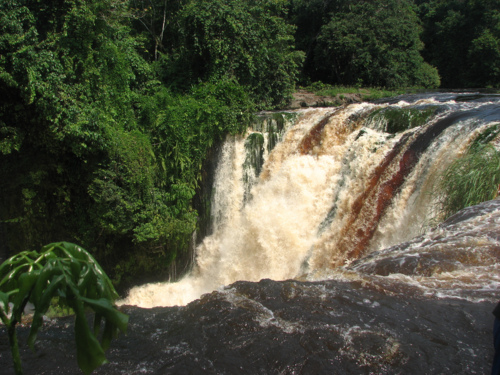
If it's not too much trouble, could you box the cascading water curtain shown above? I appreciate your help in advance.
[121,93,500,307]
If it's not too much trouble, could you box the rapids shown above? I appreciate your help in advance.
[121,92,500,308]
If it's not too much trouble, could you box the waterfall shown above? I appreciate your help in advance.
[120,93,500,307]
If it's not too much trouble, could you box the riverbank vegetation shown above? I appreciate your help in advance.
[436,138,500,220]
[1,0,499,291]
[302,82,412,102]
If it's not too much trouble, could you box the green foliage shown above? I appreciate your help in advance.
[287,0,342,84]
[312,0,440,88]
[436,140,500,219]
[128,0,187,61]
[0,0,265,289]
[0,242,128,375]
[146,79,254,188]
[291,0,500,89]
[244,132,265,176]
[0,0,160,285]
[158,0,303,108]
[470,124,500,149]
[419,0,500,88]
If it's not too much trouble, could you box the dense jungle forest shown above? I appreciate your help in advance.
[1,0,499,291]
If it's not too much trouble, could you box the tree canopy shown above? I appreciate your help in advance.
[290,0,440,87]
[418,0,500,88]
[155,0,303,107]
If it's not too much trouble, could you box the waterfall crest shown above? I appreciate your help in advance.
[121,93,500,307]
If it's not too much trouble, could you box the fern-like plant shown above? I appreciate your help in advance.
[0,242,128,375]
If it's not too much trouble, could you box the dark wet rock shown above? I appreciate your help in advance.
[0,277,494,374]
[440,198,500,227]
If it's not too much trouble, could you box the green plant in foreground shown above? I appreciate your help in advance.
[0,242,128,375]
[437,144,500,219]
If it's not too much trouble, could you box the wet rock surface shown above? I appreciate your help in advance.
[0,278,495,374]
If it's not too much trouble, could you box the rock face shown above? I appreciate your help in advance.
[0,278,494,375]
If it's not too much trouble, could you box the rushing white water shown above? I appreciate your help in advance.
[341,198,500,303]
[120,93,500,308]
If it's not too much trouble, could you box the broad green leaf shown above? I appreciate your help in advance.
[68,258,84,281]
[101,320,115,351]
[0,263,27,289]
[73,300,108,375]
[93,312,103,337]
[81,297,128,334]
[0,252,38,287]
[11,271,39,322]
[77,264,96,297]
[27,274,65,349]
[0,241,130,374]
[31,262,62,307]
